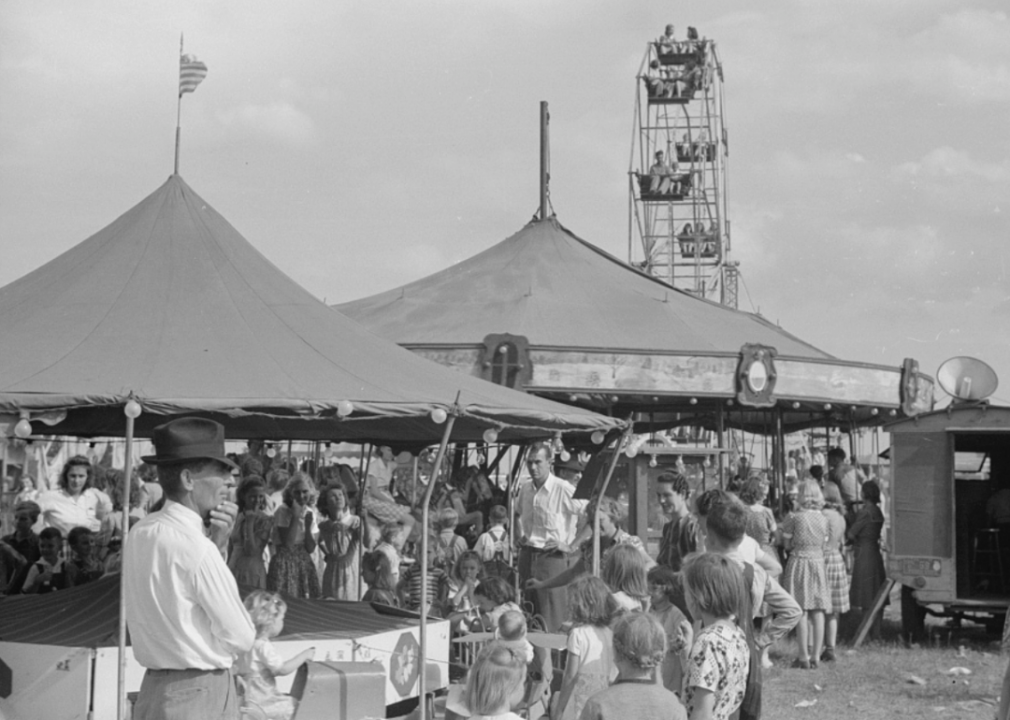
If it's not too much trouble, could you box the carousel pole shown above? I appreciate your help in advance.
[418,411,457,720]
[117,399,141,720]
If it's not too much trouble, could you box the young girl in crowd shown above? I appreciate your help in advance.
[373,522,405,586]
[647,565,690,696]
[464,641,527,720]
[603,544,652,613]
[579,612,687,720]
[317,484,361,600]
[267,474,321,599]
[237,591,316,720]
[780,479,830,669]
[474,576,523,632]
[444,550,484,630]
[738,477,777,566]
[553,575,617,720]
[681,553,750,720]
[821,482,850,662]
[230,477,272,589]
[361,551,399,607]
[22,527,67,594]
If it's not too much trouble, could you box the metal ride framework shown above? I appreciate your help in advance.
[628,37,739,307]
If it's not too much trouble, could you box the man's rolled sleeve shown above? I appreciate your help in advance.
[757,575,801,650]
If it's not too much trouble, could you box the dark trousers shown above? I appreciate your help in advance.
[134,667,238,720]
[519,546,573,632]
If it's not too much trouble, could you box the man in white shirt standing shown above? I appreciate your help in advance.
[124,417,256,720]
[516,442,582,632]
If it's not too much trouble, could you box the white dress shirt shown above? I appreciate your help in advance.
[516,474,582,548]
[124,500,255,670]
[38,487,112,535]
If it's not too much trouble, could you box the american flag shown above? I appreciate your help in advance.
[179,54,208,96]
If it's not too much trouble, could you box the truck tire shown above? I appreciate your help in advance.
[901,584,927,644]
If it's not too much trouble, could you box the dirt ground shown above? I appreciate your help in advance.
[763,585,1004,719]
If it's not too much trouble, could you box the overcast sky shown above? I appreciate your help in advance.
[2,0,1008,405]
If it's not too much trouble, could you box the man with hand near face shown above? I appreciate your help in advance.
[124,417,255,720]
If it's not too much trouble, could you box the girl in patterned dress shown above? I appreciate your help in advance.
[317,485,361,600]
[267,474,321,599]
[738,477,777,572]
[553,575,617,720]
[229,477,272,589]
[821,483,850,662]
[680,553,750,720]
[780,480,830,668]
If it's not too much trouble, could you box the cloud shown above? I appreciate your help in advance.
[216,102,317,147]
[893,146,1010,183]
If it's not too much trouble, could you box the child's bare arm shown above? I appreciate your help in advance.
[278,647,316,676]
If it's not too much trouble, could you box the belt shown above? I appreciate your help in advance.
[146,668,229,676]
[524,545,564,556]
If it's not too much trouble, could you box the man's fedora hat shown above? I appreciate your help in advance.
[142,417,238,469]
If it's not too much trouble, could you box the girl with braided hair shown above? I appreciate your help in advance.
[578,612,687,720]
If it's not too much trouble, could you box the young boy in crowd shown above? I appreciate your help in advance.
[495,609,535,663]
[475,505,511,564]
[66,526,104,586]
[434,508,469,571]
[2,501,41,594]
[23,527,68,594]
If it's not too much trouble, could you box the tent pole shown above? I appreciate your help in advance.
[540,101,549,220]
[357,443,372,600]
[419,414,456,720]
[593,424,633,576]
[117,411,136,720]
[507,445,529,602]
[716,404,726,487]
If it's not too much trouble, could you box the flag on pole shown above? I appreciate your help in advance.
[179,54,208,96]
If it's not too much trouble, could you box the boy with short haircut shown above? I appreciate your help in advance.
[2,501,41,594]
[23,527,68,594]
[495,609,535,663]
[65,526,104,586]
[655,472,692,572]
[474,504,511,563]
[434,507,469,571]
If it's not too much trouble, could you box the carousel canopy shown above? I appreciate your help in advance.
[338,217,933,432]
[0,177,623,443]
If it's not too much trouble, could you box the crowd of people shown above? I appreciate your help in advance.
[0,417,894,720]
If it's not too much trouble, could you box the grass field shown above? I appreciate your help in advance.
[762,592,1004,719]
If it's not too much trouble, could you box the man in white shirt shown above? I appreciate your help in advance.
[516,442,582,631]
[124,417,256,720]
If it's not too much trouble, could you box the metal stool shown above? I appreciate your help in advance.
[972,528,1006,593]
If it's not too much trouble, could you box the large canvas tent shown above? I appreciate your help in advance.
[338,217,934,432]
[0,176,623,444]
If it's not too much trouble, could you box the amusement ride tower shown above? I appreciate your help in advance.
[628,32,738,307]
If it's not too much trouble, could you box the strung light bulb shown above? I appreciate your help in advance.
[625,444,638,459]
[648,454,658,468]
[792,401,800,410]
[266,445,276,458]
[560,450,571,462]
[870,408,879,416]
[689,398,698,405]
[552,434,564,454]
[482,428,499,444]
[336,400,354,418]
[124,400,142,418]
[14,418,32,439]
[430,408,448,424]
[824,403,832,411]
[590,431,605,445]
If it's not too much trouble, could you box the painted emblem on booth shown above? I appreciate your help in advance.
[736,343,777,407]
[390,632,420,697]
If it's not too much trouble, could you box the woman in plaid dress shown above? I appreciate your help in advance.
[821,483,850,662]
